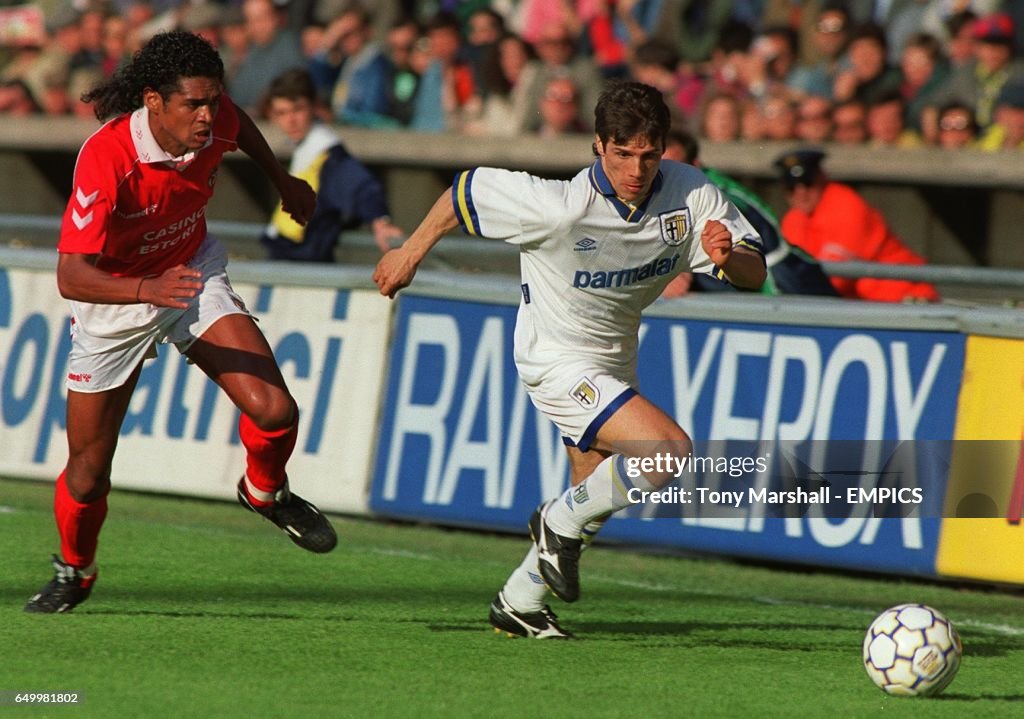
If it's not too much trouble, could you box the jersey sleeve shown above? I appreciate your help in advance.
[57,131,122,256]
[451,167,562,246]
[214,93,241,150]
[685,177,764,280]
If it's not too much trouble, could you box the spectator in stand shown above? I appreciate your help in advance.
[100,14,130,77]
[978,80,1024,150]
[700,92,743,143]
[471,32,542,136]
[760,92,798,140]
[796,3,852,99]
[218,5,248,85]
[384,16,421,127]
[21,5,82,116]
[121,1,154,56]
[513,0,582,47]
[942,10,979,71]
[740,96,767,141]
[878,0,933,65]
[73,4,106,74]
[662,128,837,299]
[775,148,939,303]
[666,0,736,66]
[312,4,395,128]
[465,7,505,97]
[578,0,630,80]
[37,69,74,115]
[535,73,586,137]
[748,24,817,102]
[702,19,757,102]
[833,22,902,106]
[831,98,868,144]
[607,0,665,53]
[934,101,980,149]
[581,0,667,80]
[527,18,603,132]
[923,12,1024,137]
[260,68,403,261]
[0,79,40,115]
[410,12,479,132]
[795,94,834,142]
[899,32,949,134]
[629,39,688,127]
[866,91,922,148]
[229,0,305,112]
[179,2,224,50]
[67,66,103,118]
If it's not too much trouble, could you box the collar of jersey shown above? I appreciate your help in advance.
[130,106,212,168]
[588,160,662,223]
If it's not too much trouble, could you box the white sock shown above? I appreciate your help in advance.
[545,454,654,537]
[501,545,547,612]
[580,514,610,550]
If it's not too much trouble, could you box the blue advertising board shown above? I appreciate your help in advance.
[370,295,965,576]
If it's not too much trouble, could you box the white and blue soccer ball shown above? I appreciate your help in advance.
[863,603,962,697]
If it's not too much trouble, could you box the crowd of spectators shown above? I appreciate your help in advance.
[1,0,1023,151]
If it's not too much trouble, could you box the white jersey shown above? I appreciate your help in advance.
[452,160,763,381]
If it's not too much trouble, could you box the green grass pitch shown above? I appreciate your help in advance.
[2,476,1022,718]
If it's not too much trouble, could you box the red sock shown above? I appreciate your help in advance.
[238,412,298,507]
[54,470,106,584]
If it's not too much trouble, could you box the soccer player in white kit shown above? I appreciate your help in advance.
[374,81,766,637]
[25,32,337,614]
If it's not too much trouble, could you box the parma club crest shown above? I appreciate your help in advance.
[659,208,692,246]
[570,377,600,409]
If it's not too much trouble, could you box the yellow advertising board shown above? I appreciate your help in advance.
[937,336,1024,584]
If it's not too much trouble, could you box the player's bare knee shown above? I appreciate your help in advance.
[64,463,111,503]
[244,392,297,432]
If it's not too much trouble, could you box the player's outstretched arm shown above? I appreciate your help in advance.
[57,253,202,308]
[235,105,317,226]
[701,219,767,290]
[373,187,458,299]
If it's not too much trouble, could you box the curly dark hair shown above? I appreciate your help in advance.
[83,31,225,120]
[593,81,670,155]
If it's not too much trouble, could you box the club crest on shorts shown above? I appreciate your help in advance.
[570,377,600,408]
[659,207,692,246]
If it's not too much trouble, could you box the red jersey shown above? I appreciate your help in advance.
[58,95,240,277]
[781,182,939,303]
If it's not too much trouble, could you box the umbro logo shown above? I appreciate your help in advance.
[574,238,598,251]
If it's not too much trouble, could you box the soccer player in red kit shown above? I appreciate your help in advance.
[25,31,337,614]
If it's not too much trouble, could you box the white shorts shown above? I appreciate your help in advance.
[66,235,252,393]
[518,358,637,452]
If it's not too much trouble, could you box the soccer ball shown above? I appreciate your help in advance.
[863,603,962,697]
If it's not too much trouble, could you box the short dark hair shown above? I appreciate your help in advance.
[83,31,224,120]
[632,39,679,72]
[848,21,888,48]
[265,68,317,105]
[593,81,670,154]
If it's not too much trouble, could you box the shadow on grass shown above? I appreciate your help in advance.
[933,693,1024,702]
